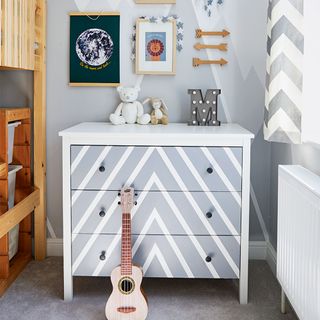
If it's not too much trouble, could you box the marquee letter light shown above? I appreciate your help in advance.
[188,89,221,126]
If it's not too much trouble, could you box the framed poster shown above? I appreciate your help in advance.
[69,12,120,87]
[136,19,176,75]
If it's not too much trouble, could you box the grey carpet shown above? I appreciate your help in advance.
[0,258,297,320]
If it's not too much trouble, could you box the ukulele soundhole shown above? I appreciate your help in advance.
[118,277,135,295]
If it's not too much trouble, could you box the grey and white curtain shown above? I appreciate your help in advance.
[264,0,304,144]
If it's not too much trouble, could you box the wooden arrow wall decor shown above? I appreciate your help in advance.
[193,28,230,68]
[194,43,228,51]
[193,58,228,67]
[195,29,230,38]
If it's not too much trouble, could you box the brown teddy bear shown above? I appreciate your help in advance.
[143,98,169,125]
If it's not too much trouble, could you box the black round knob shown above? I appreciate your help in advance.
[99,166,105,173]
[206,212,213,219]
[100,251,106,261]
[118,201,121,205]
[134,201,137,206]
[207,167,213,174]
[99,210,106,218]
[118,192,121,196]
[205,256,212,263]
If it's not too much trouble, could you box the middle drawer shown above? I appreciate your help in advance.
[72,190,241,236]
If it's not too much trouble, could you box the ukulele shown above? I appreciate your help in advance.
[105,187,148,320]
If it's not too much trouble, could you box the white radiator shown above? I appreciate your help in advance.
[278,166,320,320]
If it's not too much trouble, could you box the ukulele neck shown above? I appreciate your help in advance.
[121,212,132,275]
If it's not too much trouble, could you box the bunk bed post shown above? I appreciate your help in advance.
[33,0,47,260]
[0,0,46,295]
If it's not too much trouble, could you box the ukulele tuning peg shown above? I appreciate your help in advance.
[118,201,121,205]
[134,201,138,206]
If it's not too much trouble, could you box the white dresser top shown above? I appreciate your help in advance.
[59,122,254,146]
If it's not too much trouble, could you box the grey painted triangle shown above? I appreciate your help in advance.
[142,255,168,278]
[250,127,271,241]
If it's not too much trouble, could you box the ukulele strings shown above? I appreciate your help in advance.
[128,214,130,319]
[120,190,134,319]
[127,200,130,318]
[128,203,131,319]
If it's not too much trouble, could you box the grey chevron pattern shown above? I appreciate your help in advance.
[269,16,303,52]
[264,0,304,144]
[70,145,243,279]
[268,90,301,128]
[71,190,241,236]
[268,53,303,90]
[72,234,240,279]
[271,0,303,13]
[70,146,242,192]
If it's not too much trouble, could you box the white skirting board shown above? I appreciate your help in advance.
[47,239,277,272]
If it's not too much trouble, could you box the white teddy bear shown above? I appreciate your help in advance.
[109,86,151,125]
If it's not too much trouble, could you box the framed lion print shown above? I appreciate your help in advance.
[135,19,176,75]
[69,12,120,86]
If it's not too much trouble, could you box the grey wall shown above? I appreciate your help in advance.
[1,0,272,243]
[269,143,320,248]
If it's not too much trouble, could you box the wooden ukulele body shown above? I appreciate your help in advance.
[105,266,148,320]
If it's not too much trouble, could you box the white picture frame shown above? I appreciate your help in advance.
[135,19,176,75]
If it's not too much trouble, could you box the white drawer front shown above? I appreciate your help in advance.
[70,146,242,192]
[72,190,241,236]
[72,234,240,279]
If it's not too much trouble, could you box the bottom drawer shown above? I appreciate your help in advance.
[72,234,240,279]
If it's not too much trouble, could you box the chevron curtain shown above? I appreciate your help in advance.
[264,0,304,144]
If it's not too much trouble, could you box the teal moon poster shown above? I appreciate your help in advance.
[69,13,120,86]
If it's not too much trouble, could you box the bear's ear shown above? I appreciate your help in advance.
[117,86,123,93]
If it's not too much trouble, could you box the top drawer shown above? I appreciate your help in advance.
[71,146,242,192]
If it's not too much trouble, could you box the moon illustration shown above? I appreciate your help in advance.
[76,28,114,67]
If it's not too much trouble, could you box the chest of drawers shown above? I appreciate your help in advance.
[59,123,254,303]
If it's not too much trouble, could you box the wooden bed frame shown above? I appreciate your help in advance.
[0,0,47,296]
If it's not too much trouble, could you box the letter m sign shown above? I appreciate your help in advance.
[188,89,221,126]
